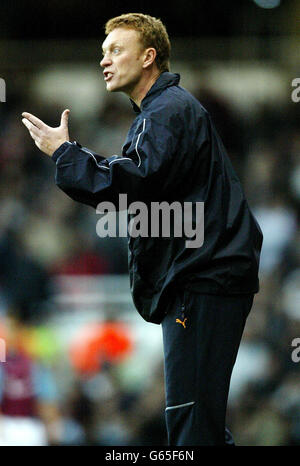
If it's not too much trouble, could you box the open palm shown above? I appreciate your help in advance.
[22,109,70,156]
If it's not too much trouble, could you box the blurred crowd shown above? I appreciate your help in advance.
[0,64,299,446]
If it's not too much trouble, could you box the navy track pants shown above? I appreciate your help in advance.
[161,290,254,446]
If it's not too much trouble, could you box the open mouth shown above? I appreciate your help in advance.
[104,71,114,82]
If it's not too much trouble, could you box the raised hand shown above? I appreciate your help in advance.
[22,109,70,156]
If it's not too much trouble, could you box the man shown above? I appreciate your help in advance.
[22,13,263,446]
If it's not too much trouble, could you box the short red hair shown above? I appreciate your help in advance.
[105,13,171,72]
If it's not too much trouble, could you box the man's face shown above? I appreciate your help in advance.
[100,27,146,95]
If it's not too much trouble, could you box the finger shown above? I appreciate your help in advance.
[22,118,40,136]
[60,109,70,128]
[21,112,45,129]
[22,118,31,130]
[29,131,40,143]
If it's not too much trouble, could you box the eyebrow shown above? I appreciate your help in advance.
[102,42,122,52]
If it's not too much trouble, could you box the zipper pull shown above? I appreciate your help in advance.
[181,302,185,320]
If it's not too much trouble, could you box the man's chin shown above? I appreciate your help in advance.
[106,81,119,93]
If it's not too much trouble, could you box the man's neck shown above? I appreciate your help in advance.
[129,69,162,108]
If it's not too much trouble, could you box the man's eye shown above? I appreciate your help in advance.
[113,48,120,54]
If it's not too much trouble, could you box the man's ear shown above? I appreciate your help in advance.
[143,48,157,69]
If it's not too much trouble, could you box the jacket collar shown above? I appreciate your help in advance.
[130,72,180,113]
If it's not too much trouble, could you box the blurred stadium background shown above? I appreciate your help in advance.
[0,0,299,446]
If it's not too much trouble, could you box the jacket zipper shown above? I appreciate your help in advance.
[181,289,188,323]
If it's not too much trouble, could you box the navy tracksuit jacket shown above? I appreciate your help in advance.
[52,72,263,324]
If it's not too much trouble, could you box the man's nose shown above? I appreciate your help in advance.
[100,54,112,68]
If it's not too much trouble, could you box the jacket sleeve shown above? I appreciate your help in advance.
[52,110,194,209]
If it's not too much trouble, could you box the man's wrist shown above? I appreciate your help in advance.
[51,140,82,162]
[51,141,71,161]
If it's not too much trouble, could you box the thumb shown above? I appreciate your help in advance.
[60,109,70,128]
